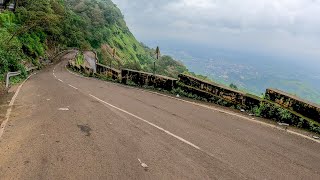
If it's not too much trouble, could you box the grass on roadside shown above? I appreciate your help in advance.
[68,66,320,134]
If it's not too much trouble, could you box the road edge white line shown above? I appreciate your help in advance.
[64,63,319,143]
[89,94,201,150]
[68,84,78,90]
[0,74,34,138]
[139,90,320,143]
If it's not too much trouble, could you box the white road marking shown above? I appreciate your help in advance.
[0,74,34,138]
[58,79,63,83]
[58,108,69,111]
[53,66,57,78]
[65,63,320,143]
[68,84,78,90]
[89,94,201,150]
[137,90,320,143]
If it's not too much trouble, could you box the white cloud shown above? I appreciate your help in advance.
[112,0,320,62]
[165,0,320,34]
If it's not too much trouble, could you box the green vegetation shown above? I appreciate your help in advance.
[66,0,188,77]
[69,50,320,134]
[2,0,318,134]
[229,83,238,90]
[173,83,320,134]
[75,52,84,65]
[0,0,188,83]
[251,101,320,133]
[0,11,26,81]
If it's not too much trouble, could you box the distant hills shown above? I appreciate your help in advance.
[164,49,320,105]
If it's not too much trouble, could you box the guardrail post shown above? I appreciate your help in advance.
[6,72,9,88]
[5,66,37,88]
[6,72,21,88]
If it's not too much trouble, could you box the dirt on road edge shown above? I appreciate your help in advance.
[0,82,15,125]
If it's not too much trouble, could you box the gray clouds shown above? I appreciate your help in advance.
[112,0,320,62]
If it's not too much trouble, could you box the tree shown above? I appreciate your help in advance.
[230,83,238,90]
[8,0,61,43]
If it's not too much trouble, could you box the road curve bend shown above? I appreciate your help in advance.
[0,51,319,179]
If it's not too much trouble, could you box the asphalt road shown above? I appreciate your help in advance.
[0,52,319,179]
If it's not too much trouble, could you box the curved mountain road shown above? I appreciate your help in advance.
[0,51,319,179]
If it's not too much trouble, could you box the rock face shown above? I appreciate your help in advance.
[266,88,320,122]
[83,51,97,73]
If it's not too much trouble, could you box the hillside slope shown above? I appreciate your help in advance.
[0,0,188,80]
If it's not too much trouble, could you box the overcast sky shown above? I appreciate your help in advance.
[112,0,320,64]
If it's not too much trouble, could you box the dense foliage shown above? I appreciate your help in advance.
[0,0,188,81]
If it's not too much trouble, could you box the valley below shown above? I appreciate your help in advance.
[165,49,320,105]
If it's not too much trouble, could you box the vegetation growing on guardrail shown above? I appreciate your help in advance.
[252,101,320,134]
[265,89,320,123]
[75,52,85,65]
[69,59,320,134]
[96,63,121,80]
[173,81,320,134]
[175,73,320,134]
